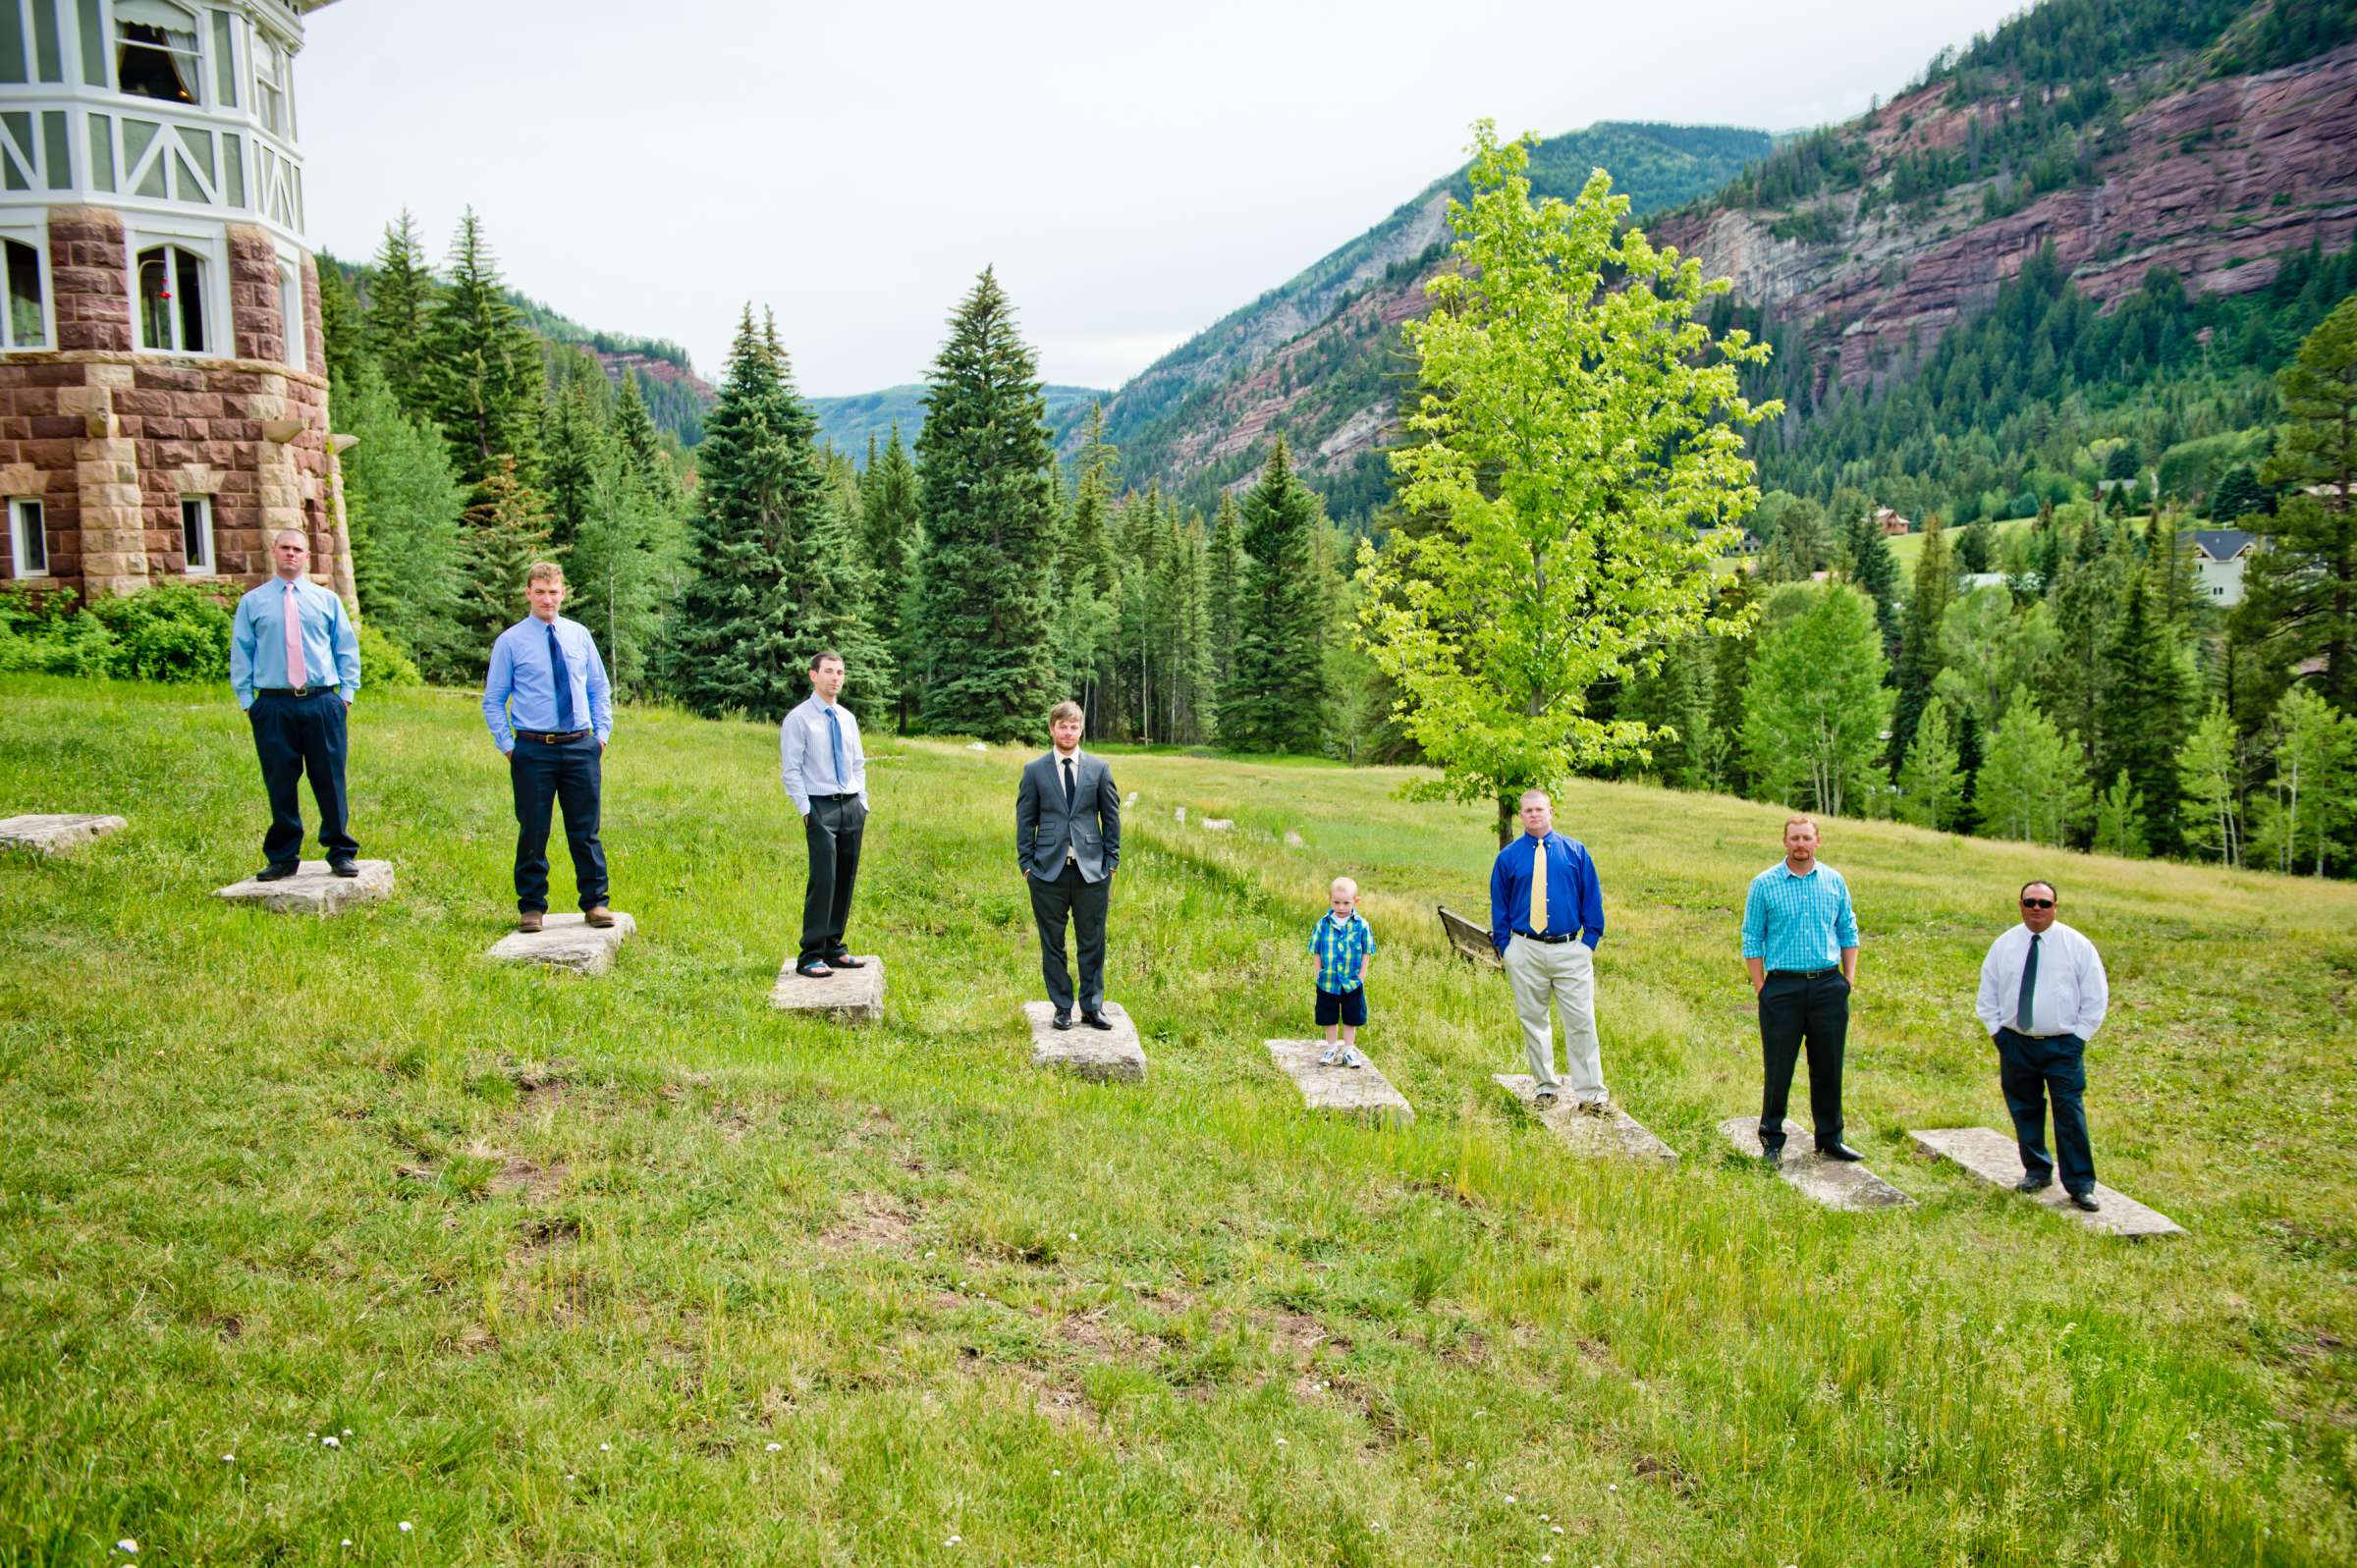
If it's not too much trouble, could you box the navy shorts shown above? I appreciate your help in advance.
[1315,986,1367,1027]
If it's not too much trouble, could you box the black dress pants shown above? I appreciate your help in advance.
[248,689,356,867]
[510,734,606,913]
[798,794,866,962]
[1995,1027,2096,1195]
[1028,861,1110,1015]
[1758,968,1849,1149]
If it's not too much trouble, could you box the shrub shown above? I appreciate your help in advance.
[88,581,236,681]
[358,621,422,689]
[0,587,114,676]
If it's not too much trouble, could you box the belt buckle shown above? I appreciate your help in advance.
[540,731,561,743]
[290,684,310,697]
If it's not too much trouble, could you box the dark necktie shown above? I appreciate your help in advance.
[1062,756,1075,808]
[2015,932,2041,1032]
[546,622,575,731]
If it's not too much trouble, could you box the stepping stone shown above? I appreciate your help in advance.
[1495,1075,1674,1161]
[1909,1127,2183,1238]
[1203,818,1234,832]
[1024,1000,1145,1083]
[1175,806,1186,823]
[1270,1040,1413,1123]
[1718,1117,1915,1210]
[1283,829,1303,847]
[770,954,886,1023]
[488,912,636,975]
[0,813,126,856]
[214,860,394,915]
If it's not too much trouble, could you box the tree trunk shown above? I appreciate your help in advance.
[1496,794,1515,848]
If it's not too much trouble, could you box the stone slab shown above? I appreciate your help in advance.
[1717,1117,1916,1210]
[1495,1075,1675,1162]
[214,859,394,915]
[1025,1000,1146,1083]
[1909,1126,2183,1238]
[770,954,886,1022]
[488,912,636,975]
[1269,1040,1413,1123]
[0,813,126,855]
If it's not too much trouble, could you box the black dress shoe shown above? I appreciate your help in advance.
[328,857,360,879]
[826,952,865,969]
[1051,1012,1073,1031]
[254,863,299,882]
[2067,1190,2101,1213]
[2014,1175,2054,1194]
[1081,1010,1115,1031]
[1817,1142,1866,1162]
[1758,1142,1784,1169]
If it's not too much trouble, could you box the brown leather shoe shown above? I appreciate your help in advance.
[584,906,615,929]
[517,911,544,934]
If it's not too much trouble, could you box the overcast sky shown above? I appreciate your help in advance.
[299,0,2030,398]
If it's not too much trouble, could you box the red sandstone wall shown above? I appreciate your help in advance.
[45,206,131,354]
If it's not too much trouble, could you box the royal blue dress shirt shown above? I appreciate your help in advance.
[1489,832,1605,952]
[229,575,361,707]
[481,614,613,751]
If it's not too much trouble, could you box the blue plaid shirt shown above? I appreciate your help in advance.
[1741,861,1859,971]
[1309,912,1376,995]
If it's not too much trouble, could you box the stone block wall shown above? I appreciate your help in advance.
[0,206,350,601]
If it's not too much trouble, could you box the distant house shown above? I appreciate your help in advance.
[1874,508,1912,536]
[2191,529,2257,607]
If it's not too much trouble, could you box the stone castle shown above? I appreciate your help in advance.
[0,0,348,601]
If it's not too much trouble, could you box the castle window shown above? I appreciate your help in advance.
[180,495,212,573]
[3,236,44,349]
[115,0,200,106]
[253,28,291,137]
[8,497,45,577]
[278,255,302,368]
[134,242,207,353]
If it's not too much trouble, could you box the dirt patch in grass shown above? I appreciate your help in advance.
[490,1152,566,1202]
[819,1194,919,1252]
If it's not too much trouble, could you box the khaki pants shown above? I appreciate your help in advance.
[1505,935,1604,1099]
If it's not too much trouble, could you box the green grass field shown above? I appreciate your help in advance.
[3,676,2352,1566]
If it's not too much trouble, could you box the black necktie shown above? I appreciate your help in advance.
[1062,756,1075,807]
[2015,932,2041,1032]
[546,622,575,731]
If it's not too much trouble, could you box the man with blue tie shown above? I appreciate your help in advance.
[779,650,867,979]
[229,527,363,881]
[1489,788,1609,1108]
[1975,880,2109,1212]
[481,562,614,934]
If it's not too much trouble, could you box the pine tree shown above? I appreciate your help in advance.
[423,209,546,495]
[1894,694,1965,830]
[910,268,1061,740]
[788,489,899,727]
[2095,570,2190,854]
[1220,440,1329,753]
[1207,492,1244,692]
[610,369,683,510]
[540,353,615,552]
[337,358,467,681]
[315,258,367,394]
[1842,506,1903,655]
[1710,575,1758,796]
[364,210,437,418]
[858,423,922,728]
[664,308,820,719]
[2209,463,2269,522]
[1977,689,2092,845]
[1891,516,1953,771]
[2246,296,2357,713]
[459,457,553,654]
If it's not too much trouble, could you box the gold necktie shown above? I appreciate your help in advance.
[1528,838,1548,934]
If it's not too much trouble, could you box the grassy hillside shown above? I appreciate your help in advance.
[2,677,2352,1565]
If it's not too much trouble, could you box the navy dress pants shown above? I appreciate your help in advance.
[1995,1027,2096,1196]
[248,689,356,866]
[1758,968,1849,1149]
[509,734,607,913]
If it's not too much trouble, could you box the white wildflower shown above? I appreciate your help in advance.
[321,1435,340,1448]
[765,1442,781,1452]
[398,1522,412,1534]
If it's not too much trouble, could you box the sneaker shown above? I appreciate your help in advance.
[1340,1048,1365,1070]
[1533,1086,1558,1106]
[1317,1046,1342,1066]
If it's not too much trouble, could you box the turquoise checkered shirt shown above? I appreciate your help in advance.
[1740,861,1858,971]
[1309,912,1376,995]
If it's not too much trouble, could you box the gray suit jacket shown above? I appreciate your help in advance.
[1016,749,1121,883]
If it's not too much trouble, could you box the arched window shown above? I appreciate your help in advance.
[116,0,202,105]
[135,243,206,352]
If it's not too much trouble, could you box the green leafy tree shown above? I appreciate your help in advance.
[1934,584,2051,733]
[1976,689,2092,845]
[2250,684,2355,876]
[911,268,1061,740]
[363,210,437,418]
[2245,295,2357,713]
[2178,700,2244,866]
[1894,694,1966,830]
[423,210,546,494]
[1220,441,1329,753]
[1741,584,1892,817]
[335,359,466,681]
[2092,770,2150,858]
[1357,123,1778,843]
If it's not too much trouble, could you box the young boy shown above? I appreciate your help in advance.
[1310,876,1376,1067]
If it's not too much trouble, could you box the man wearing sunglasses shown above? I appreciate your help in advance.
[1974,881,2110,1212]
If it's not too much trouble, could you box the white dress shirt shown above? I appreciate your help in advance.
[778,694,867,816]
[1976,919,2109,1040]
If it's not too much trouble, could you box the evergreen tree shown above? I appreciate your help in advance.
[1891,517,1953,771]
[2209,463,2269,522]
[610,369,683,510]
[665,308,819,719]
[2178,700,2244,866]
[1741,584,1892,817]
[1620,637,1719,789]
[1710,574,1759,795]
[1894,694,1965,830]
[459,457,553,654]
[1977,689,2092,845]
[857,423,922,728]
[911,268,1060,740]
[423,209,546,495]
[336,359,467,680]
[540,353,615,552]
[364,210,437,418]
[1842,506,1903,654]
[1954,518,1994,574]
[2245,296,2357,714]
[1220,440,1329,753]
[2094,570,2190,853]
[315,258,367,394]
[787,489,899,727]
[1207,492,1244,690]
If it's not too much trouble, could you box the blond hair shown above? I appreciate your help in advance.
[1329,876,1359,899]
[526,560,565,587]
[1782,814,1819,837]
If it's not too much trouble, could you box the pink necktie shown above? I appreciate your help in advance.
[284,580,306,687]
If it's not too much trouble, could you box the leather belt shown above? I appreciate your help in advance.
[1768,966,1841,979]
[515,729,589,744]
[257,685,332,698]
[1514,930,1576,945]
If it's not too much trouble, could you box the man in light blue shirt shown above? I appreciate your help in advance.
[1739,815,1862,1165]
[229,527,362,880]
[481,562,614,934]
[779,650,868,978]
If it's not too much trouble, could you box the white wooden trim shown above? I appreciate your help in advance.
[178,491,214,572]
[0,215,56,349]
[8,495,48,577]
